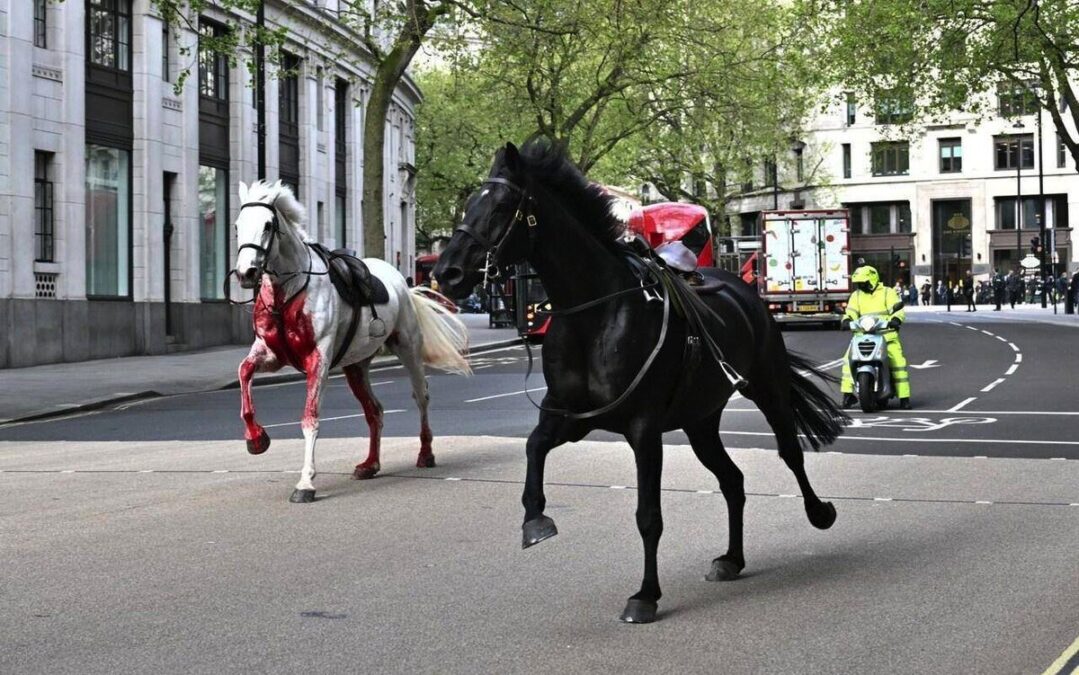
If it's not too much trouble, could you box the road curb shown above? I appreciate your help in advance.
[0,337,524,427]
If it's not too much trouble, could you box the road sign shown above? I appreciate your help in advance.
[1020,254,1040,270]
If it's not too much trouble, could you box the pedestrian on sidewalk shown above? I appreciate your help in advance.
[921,281,931,306]
[1007,270,1021,308]
[962,270,977,312]
[1067,271,1079,315]
[992,268,1005,311]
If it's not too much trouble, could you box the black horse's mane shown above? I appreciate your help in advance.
[514,139,625,244]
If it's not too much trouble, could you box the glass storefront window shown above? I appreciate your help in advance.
[869,204,891,233]
[199,165,228,299]
[86,144,130,296]
[335,194,346,247]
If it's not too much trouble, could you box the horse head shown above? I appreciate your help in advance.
[434,142,533,300]
[232,180,308,289]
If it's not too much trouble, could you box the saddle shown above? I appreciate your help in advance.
[308,243,390,370]
[308,243,389,307]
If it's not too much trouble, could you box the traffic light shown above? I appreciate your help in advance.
[1031,236,1041,255]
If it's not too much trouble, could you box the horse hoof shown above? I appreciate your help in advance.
[289,489,316,503]
[416,454,436,468]
[246,429,271,455]
[808,501,837,530]
[706,556,744,582]
[521,515,558,549]
[619,599,658,624]
[352,464,380,480]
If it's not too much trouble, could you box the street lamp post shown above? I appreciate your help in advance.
[1013,120,1024,271]
[1037,101,1048,307]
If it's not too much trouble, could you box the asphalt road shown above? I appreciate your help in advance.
[2,314,1077,673]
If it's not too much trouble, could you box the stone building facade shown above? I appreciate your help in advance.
[726,85,1079,290]
[0,0,419,367]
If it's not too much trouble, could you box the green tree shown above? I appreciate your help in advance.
[798,0,1079,169]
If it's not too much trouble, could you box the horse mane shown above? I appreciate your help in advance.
[516,139,626,244]
[246,180,311,240]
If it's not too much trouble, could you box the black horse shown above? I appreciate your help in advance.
[434,140,847,623]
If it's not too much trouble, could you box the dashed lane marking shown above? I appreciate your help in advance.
[996,335,1007,342]
[1043,634,1079,675]
[465,387,547,403]
[1015,353,1023,362]
[6,468,1074,508]
[1005,364,1019,375]
[262,410,406,429]
[981,378,1006,392]
[948,397,977,412]
[719,430,1079,447]
[980,330,994,336]
[1009,342,1020,352]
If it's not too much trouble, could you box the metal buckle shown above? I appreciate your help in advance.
[719,360,748,390]
[526,214,537,228]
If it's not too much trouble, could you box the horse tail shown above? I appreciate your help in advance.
[786,351,849,451]
[408,288,472,375]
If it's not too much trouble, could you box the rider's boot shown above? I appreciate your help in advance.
[899,398,912,410]
[841,393,857,409]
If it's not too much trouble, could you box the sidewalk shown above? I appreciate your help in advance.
[0,313,520,425]
[905,302,1079,327]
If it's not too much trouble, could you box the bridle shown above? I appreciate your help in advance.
[225,200,327,305]
[455,176,537,282]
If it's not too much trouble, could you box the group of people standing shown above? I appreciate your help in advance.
[914,269,1079,313]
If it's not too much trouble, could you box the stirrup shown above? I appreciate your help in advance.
[719,360,747,390]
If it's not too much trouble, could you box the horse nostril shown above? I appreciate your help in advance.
[240,267,258,284]
[439,266,464,287]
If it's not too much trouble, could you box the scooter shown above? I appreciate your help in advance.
[847,302,904,413]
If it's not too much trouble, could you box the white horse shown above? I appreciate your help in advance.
[232,180,471,502]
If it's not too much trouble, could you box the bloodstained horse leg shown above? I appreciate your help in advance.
[388,331,436,468]
[684,412,746,581]
[344,359,384,480]
[239,339,278,455]
[291,349,328,503]
[620,424,664,624]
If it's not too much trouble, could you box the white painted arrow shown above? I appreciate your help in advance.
[909,360,940,370]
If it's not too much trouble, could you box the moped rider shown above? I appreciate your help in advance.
[840,265,911,410]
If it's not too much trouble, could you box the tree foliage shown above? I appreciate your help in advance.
[415,0,821,238]
[798,0,1079,170]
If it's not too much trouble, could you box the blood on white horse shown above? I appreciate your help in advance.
[232,180,470,502]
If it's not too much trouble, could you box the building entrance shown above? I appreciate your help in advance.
[932,199,973,285]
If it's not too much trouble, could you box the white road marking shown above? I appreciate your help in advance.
[262,410,405,428]
[1008,342,1020,352]
[138,469,154,473]
[873,497,892,502]
[1014,353,1023,362]
[466,387,547,403]
[966,325,979,331]
[696,490,713,494]
[903,454,918,458]
[948,397,977,412]
[975,500,992,505]
[722,407,1079,416]
[981,378,1006,392]
[60,470,74,474]
[444,477,462,481]
[779,494,797,498]
[719,430,1079,446]
[980,330,994,336]
[909,359,940,369]
[949,321,963,326]
[1005,364,1019,376]
[973,455,988,458]
[610,485,627,490]
[995,335,1007,342]
[212,469,229,474]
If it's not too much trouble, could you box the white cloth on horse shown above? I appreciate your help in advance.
[656,240,697,273]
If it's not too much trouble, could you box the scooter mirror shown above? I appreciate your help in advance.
[892,301,905,312]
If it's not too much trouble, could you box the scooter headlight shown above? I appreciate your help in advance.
[859,315,877,332]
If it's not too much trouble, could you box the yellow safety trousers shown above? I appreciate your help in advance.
[841,331,910,399]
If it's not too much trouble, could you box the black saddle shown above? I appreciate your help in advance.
[683,269,727,295]
[308,243,389,307]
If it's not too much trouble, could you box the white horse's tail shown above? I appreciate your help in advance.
[409,288,472,375]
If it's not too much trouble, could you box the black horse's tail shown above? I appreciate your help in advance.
[786,351,850,451]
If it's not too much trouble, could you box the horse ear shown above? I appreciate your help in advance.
[238,181,248,203]
[504,142,520,172]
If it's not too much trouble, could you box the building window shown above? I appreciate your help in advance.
[88,0,131,70]
[845,92,856,126]
[869,204,891,234]
[871,141,909,176]
[35,152,55,262]
[994,197,1039,230]
[897,203,912,233]
[162,23,170,82]
[842,143,851,178]
[85,144,130,297]
[762,158,776,187]
[198,165,228,300]
[316,67,325,132]
[875,91,913,125]
[316,201,325,241]
[994,134,1034,170]
[939,138,962,173]
[35,0,47,48]
[849,206,863,233]
[335,194,346,247]
[998,81,1038,117]
[199,20,228,101]
[279,52,301,193]
[1059,134,1068,169]
[794,147,804,182]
